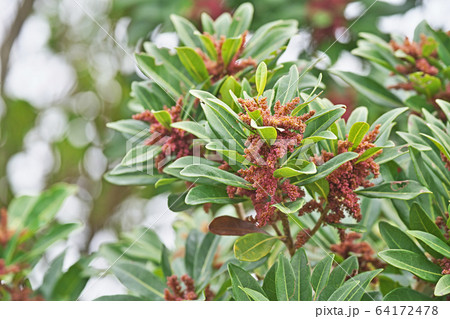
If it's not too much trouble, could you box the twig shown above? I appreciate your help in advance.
[233,203,245,220]
[278,212,295,256]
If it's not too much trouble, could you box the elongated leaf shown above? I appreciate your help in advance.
[346,107,368,132]
[170,14,202,49]
[274,162,317,178]
[348,269,383,301]
[186,185,245,205]
[355,180,431,200]
[111,261,166,300]
[410,203,447,242]
[348,122,369,151]
[262,262,278,301]
[304,107,346,138]
[291,248,313,301]
[275,65,299,106]
[176,47,209,83]
[180,164,252,189]
[311,254,334,300]
[234,233,279,262]
[384,287,433,301]
[170,121,209,139]
[320,256,358,301]
[276,254,296,301]
[379,221,423,255]
[435,275,450,296]
[272,198,306,214]
[355,147,383,164]
[328,280,361,301]
[378,249,442,282]
[255,62,267,97]
[222,37,243,67]
[408,231,450,258]
[95,295,143,301]
[185,230,202,278]
[331,70,403,107]
[228,263,265,301]
[228,3,253,37]
[239,287,269,301]
[295,152,358,186]
[209,216,267,236]
[193,233,220,285]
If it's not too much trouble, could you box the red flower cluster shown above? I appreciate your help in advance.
[133,97,194,171]
[227,97,315,226]
[437,258,450,275]
[164,274,214,301]
[435,212,449,241]
[307,0,351,44]
[299,125,382,224]
[196,31,256,83]
[389,35,450,118]
[331,230,385,273]
[441,153,450,172]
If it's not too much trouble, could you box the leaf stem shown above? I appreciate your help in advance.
[234,203,246,220]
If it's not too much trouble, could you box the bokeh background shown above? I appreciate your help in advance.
[1,0,450,299]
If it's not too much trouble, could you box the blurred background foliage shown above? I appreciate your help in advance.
[0,0,449,299]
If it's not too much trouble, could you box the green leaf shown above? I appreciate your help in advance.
[222,37,243,67]
[311,254,334,300]
[228,3,253,37]
[355,180,431,200]
[273,162,317,178]
[219,76,242,111]
[170,121,209,140]
[161,245,172,279]
[239,287,269,301]
[176,47,210,83]
[180,164,252,189]
[201,13,215,34]
[95,295,143,301]
[408,231,450,258]
[234,233,279,262]
[152,110,172,129]
[378,249,442,282]
[295,152,359,186]
[328,280,361,301]
[195,32,218,60]
[255,62,267,97]
[346,107,368,132]
[111,261,166,300]
[106,119,149,137]
[355,147,383,164]
[291,248,313,301]
[330,70,403,107]
[378,221,423,255]
[435,275,450,296]
[276,254,296,301]
[250,120,278,145]
[262,262,278,301]
[272,198,306,214]
[170,14,202,49]
[303,106,346,138]
[18,223,79,263]
[121,145,161,167]
[185,230,202,278]
[410,203,447,242]
[275,65,299,106]
[383,287,433,301]
[348,122,370,151]
[329,223,367,233]
[348,269,383,301]
[320,256,358,301]
[228,263,266,301]
[194,233,220,288]
[186,185,245,205]
[370,107,408,132]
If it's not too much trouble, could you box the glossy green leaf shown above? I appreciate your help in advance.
[273,162,317,178]
[170,14,202,48]
[379,221,423,255]
[276,254,296,301]
[228,3,253,37]
[383,287,433,301]
[262,262,278,301]
[319,256,358,301]
[435,275,450,296]
[255,62,267,97]
[180,164,252,189]
[239,287,269,301]
[328,280,361,301]
[222,37,243,67]
[311,254,334,300]
[348,122,370,151]
[378,249,442,282]
[407,231,450,258]
[186,185,245,205]
[228,263,265,301]
[111,261,166,300]
[291,248,313,301]
[176,47,210,83]
[234,233,279,262]
[355,180,431,200]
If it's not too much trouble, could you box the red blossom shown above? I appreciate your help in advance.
[164,274,214,301]
[133,97,194,172]
[300,125,382,224]
[331,230,385,273]
[196,31,256,83]
[226,97,315,226]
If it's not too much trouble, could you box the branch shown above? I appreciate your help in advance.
[0,0,35,93]
[233,203,245,220]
